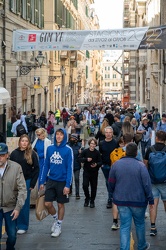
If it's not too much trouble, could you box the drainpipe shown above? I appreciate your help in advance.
[2,1,6,142]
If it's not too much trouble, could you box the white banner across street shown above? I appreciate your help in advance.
[12,25,166,52]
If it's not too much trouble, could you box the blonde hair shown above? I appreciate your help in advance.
[100,119,109,134]
[35,128,47,138]
[18,134,33,165]
[124,116,131,122]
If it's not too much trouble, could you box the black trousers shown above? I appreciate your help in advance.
[82,171,98,202]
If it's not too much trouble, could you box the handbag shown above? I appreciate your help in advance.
[35,194,49,221]
[134,133,143,144]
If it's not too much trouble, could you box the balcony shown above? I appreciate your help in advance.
[60,51,68,59]
[70,51,77,62]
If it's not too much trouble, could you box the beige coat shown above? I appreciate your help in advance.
[0,160,27,212]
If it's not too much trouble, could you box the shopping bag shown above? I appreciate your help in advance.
[35,195,49,221]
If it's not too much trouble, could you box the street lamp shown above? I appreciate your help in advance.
[19,51,45,76]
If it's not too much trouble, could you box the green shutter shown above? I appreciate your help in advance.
[86,66,88,78]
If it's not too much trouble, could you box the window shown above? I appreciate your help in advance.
[113,74,116,78]
[10,0,44,28]
[116,82,118,86]
[112,82,114,86]
[108,66,110,71]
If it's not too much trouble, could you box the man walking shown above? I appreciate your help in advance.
[40,128,73,237]
[144,130,166,236]
[109,143,154,250]
[99,126,118,208]
[0,143,27,250]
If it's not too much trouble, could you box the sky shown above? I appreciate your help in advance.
[92,0,124,29]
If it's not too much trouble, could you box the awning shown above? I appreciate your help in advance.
[0,87,10,105]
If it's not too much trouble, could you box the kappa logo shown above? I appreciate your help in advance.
[50,152,63,164]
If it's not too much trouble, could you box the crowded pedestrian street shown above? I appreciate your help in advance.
[1,168,165,250]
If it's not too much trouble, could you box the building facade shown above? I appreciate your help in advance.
[123,0,166,113]
[0,0,102,137]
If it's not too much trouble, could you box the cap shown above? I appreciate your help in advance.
[70,134,78,140]
[162,113,166,118]
[0,143,8,155]
[142,117,149,121]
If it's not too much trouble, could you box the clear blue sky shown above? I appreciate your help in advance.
[92,0,123,29]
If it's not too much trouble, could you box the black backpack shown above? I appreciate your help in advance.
[16,122,26,137]
[25,116,33,132]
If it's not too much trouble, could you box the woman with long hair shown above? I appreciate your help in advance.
[95,118,109,144]
[32,128,51,183]
[80,114,89,147]
[122,121,134,139]
[10,134,39,234]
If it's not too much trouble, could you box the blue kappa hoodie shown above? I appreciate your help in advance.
[40,129,73,188]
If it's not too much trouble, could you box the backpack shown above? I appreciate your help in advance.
[148,145,166,184]
[25,116,33,132]
[110,148,126,165]
[50,127,54,134]
[16,122,26,137]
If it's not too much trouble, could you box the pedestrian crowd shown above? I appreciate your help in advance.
[0,101,166,250]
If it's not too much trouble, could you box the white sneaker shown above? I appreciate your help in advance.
[51,221,57,233]
[51,224,61,237]
[17,230,26,234]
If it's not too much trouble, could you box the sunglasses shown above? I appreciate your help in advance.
[37,134,41,136]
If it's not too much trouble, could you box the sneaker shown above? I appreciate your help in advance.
[106,200,112,209]
[145,242,150,249]
[51,224,61,237]
[111,222,120,230]
[84,199,89,207]
[76,194,80,200]
[51,221,57,233]
[17,230,26,234]
[150,227,157,236]
[90,201,95,208]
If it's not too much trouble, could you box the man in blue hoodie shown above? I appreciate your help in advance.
[40,128,73,237]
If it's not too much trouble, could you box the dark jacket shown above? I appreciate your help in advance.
[68,141,82,171]
[79,148,102,172]
[10,148,39,188]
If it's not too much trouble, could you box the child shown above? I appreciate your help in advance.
[89,123,95,136]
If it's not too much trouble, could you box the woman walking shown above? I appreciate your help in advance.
[10,134,39,234]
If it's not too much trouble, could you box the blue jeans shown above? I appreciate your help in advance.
[101,165,112,200]
[0,209,17,250]
[17,179,31,231]
[141,139,151,159]
[118,206,147,250]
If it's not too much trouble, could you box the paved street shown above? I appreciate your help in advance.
[1,170,166,250]
[1,124,166,250]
